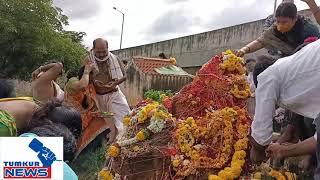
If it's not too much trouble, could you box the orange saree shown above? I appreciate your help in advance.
[64,78,116,158]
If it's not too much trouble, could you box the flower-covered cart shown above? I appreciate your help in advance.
[99,51,298,180]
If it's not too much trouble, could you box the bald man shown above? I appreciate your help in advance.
[83,38,129,135]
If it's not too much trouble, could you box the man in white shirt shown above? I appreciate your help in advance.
[250,40,320,177]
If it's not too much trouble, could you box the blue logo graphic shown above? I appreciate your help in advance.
[29,138,58,167]
[2,138,62,179]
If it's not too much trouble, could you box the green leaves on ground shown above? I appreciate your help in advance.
[144,89,172,103]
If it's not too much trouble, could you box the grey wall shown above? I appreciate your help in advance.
[112,10,318,70]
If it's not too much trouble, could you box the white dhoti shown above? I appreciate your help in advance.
[96,89,130,134]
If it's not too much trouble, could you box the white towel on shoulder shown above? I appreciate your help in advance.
[89,51,123,80]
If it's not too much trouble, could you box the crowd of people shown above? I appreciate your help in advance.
[241,0,320,179]
[0,38,130,179]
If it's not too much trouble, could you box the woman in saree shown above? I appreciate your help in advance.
[65,63,116,158]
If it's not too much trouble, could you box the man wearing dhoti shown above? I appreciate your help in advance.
[83,38,129,135]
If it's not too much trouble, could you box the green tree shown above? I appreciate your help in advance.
[0,0,87,80]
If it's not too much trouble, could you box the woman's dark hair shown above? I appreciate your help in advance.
[67,68,79,80]
[26,100,82,139]
[253,55,276,87]
[275,3,297,19]
[28,124,76,162]
[78,66,85,80]
[245,58,256,65]
[0,79,15,98]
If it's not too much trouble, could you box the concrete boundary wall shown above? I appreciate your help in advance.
[113,10,318,69]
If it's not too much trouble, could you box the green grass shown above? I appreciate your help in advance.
[71,145,107,180]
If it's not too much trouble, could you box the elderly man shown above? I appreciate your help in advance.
[31,62,64,103]
[250,40,320,179]
[83,38,129,135]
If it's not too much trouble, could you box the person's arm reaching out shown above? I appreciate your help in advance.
[70,63,94,91]
[236,40,264,57]
[266,136,317,162]
[302,0,320,25]
[32,63,63,83]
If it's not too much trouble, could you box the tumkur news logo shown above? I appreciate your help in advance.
[3,138,60,179]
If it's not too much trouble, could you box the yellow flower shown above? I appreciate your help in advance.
[208,175,222,180]
[144,102,159,113]
[136,129,149,141]
[220,50,246,74]
[123,116,131,126]
[160,93,167,99]
[170,57,177,65]
[186,117,196,125]
[254,172,262,180]
[138,109,148,124]
[99,169,113,180]
[153,110,169,120]
[233,150,246,160]
[234,138,248,151]
[107,145,120,157]
[225,49,233,55]
[269,170,286,180]
[172,159,180,167]
[136,131,146,141]
[230,164,242,178]
[191,150,200,160]
[237,124,249,138]
[218,170,233,179]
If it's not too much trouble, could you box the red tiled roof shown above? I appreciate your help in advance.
[132,56,172,74]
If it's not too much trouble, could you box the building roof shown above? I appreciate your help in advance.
[132,56,173,74]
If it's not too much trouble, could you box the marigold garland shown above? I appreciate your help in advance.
[136,129,149,141]
[99,169,113,180]
[104,50,253,179]
[220,50,246,75]
[108,100,174,159]
[107,145,120,157]
[123,116,131,126]
[269,170,286,180]
[230,75,251,99]
[173,107,251,178]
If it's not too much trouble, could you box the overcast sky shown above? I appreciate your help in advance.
[53,0,318,50]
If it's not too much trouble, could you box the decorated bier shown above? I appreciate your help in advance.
[100,50,252,180]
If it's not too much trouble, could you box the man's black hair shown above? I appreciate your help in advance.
[245,58,256,65]
[78,66,85,80]
[0,79,15,98]
[159,53,167,59]
[26,100,82,139]
[122,60,128,65]
[28,124,76,162]
[253,55,276,87]
[275,3,297,19]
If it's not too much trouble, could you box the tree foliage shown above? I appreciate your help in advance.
[0,0,87,80]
